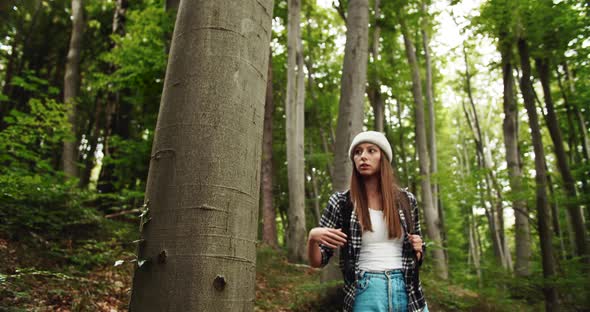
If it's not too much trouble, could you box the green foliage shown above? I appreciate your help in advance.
[95,5,172,93]
[0,98,105,243]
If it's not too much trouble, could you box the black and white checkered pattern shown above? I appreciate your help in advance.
[318,189,427,312]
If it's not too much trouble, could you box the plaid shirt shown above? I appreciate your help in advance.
[318,189,427,312]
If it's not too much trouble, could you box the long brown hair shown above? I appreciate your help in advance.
[350,150,411,239]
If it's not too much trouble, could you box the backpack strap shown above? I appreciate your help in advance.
[340,191,355,284]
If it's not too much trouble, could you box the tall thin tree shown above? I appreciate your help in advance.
[128,1,274,310]
[367,0,384,132]
[62,0,84,178]
[326,0,369,282]
[331,0,370,192]
[262,49,278,248]
[399,11,448,280]
[286,0,307,263]
[535,57,588,261]
[499,30,530,276]
[420,0,444,261]
[517,37,558,312]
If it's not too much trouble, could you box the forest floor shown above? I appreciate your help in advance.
[1,235,539,312]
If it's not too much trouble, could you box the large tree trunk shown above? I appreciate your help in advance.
[128,1,273,310]
[331,0,369,192]
[535,57,588,262]
[325,0,369,283]
[62,0,84,178]
[399,15,448,280]
[261,49,278,248]
[517,38,558,312]
[285,0,306,263]
[500,35,531,277]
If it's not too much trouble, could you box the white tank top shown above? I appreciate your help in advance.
[358,208,404,271]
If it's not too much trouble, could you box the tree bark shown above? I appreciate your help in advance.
[499,34,531,277]
[535,57,588,261]
[62,0,84,178]
[261,49,278,248]
[128,1,273,310]
[400,14,448,280]
[517,38,558,312]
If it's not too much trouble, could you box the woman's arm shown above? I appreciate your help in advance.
[307,227,347,268]
[307,192,348,268]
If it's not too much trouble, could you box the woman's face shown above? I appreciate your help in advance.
[352,143,382,177]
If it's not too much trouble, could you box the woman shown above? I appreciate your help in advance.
[307,131,428,312]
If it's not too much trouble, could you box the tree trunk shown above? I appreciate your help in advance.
[469,210,482,287]
[499,35,531,276]
[367,0,383,132]
[543,157,568,259]
[536,57,588,262]
[399,15,448,280]
[517,38,558,312]
[326,0,369,283]
[421,0,444,264]
[310,165,322,225]
[262,49,278,248]
[331,0,369,192]
[396,99,409,187]
[286,0,307,263]
[62,0,84,178]
[128,1,273,310]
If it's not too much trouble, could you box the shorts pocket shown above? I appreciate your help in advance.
[355,274,371,296]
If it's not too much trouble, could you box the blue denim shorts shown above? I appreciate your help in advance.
[353,269,429,312]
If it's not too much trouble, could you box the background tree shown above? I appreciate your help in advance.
[262,50,278,248]
[285,0,307,262]
[331,0,369,192]
[62,0,84,178]
[397,1,448,280]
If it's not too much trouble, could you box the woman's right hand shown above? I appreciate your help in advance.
[308,227,348,249]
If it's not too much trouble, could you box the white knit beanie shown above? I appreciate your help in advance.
[348,131,393,163]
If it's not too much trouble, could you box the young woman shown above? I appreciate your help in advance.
[307,131,429,312]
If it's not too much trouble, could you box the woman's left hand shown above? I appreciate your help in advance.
[408,234,423,258]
